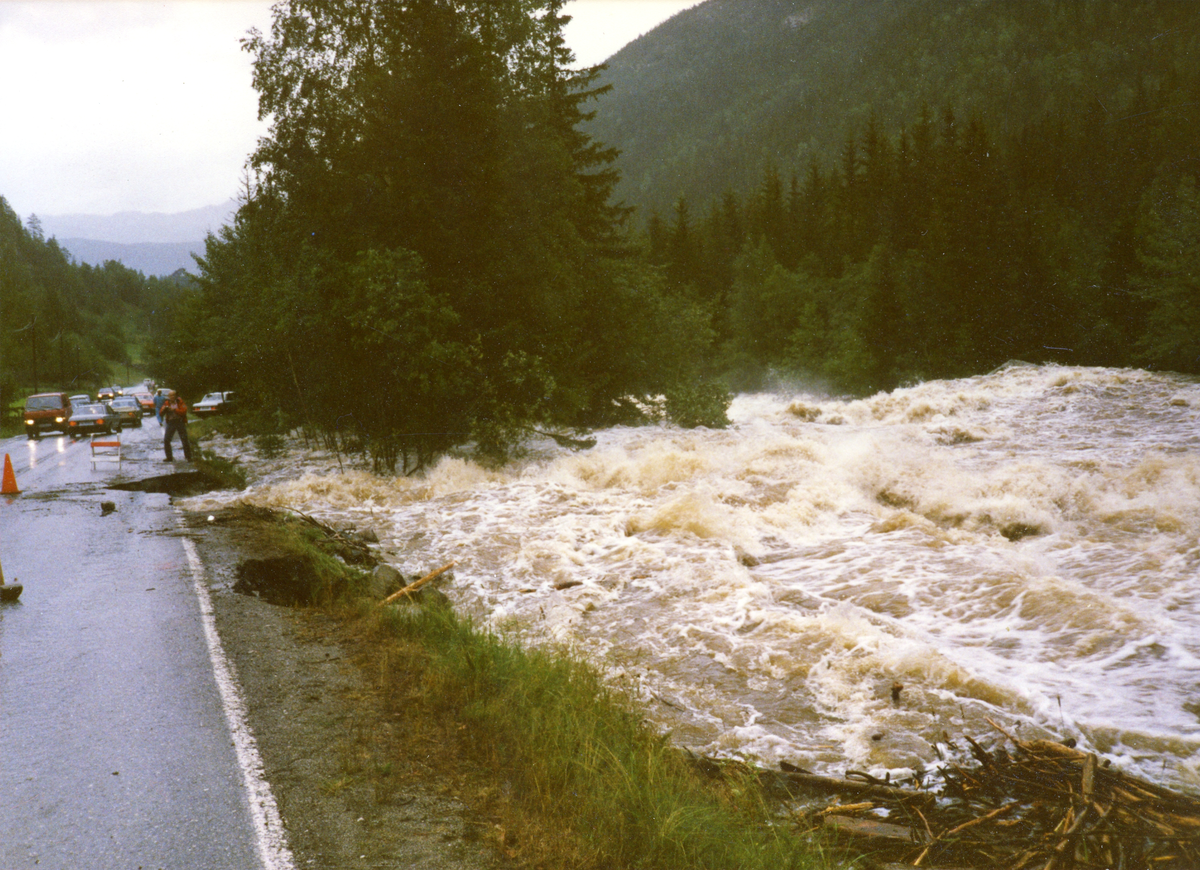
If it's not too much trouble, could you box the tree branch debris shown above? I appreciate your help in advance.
[696,729,1200,869]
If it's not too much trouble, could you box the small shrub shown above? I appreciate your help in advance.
[195,450,247,490]
[664,381,733,429]
[255,432,286,458]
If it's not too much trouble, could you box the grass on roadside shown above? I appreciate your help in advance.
[366,602,836,870]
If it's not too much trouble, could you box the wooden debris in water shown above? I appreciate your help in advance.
[696,730,1200,869]
[293,510,379,566]
[378,561,457,606]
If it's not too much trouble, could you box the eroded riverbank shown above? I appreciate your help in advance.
[181,505,503,870]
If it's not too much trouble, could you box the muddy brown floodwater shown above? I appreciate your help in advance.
[180,505,504,870]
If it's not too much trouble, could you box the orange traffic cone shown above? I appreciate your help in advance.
[2,454,20,495]
[0,551,21,602]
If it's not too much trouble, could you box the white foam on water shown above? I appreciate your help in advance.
[185,364,1200,788]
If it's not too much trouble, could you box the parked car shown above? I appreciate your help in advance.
[110,397,143,428]
[67,403,121,437]
[193,391,237,417]
[23,393,72,438]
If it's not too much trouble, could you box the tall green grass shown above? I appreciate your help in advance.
[371,603,838,870]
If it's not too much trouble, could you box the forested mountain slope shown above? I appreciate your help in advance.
[0,197,181,408]
[586,0,1200,390]
[590,0,1200,219]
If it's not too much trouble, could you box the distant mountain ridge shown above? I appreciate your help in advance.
[57,238,202,278]
[38,199,236,276]
[40,200,237,244]
[588,0,1200,219]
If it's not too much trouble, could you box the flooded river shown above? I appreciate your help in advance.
[187,364,1200,790]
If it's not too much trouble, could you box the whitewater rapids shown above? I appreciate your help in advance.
[185,364,1200,789]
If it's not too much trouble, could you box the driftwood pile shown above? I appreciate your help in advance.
[294,510,380,566]
[759,729,1200,869]
[690,726,1200,869]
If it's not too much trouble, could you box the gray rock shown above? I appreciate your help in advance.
[411,587,451,609]
[368,563,405,599]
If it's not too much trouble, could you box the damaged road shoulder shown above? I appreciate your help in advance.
[180,505,500,870]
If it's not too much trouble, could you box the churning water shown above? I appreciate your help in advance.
[188,364,1200,789]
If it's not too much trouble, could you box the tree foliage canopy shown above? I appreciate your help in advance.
[166,0,721,467]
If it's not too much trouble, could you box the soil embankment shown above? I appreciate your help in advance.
[181,505,502,870]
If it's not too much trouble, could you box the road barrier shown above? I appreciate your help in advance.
[90,435,122,467]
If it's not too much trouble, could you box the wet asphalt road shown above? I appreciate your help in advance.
[0,422,274,869]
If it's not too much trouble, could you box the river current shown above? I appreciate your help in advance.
[186,364,1200,790]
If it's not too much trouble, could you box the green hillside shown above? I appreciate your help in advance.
[591,0,1200,220]
[0,198,182,429]
[581,0,1200,390]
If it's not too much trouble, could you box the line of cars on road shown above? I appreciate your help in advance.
[21,385,236,440]
[23,385,150,439]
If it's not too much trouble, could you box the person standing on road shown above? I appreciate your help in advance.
[161,390,192,462]
[154,389,166,425]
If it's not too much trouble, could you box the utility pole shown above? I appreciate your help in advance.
[52,330,64,390]
[31,316,38,394]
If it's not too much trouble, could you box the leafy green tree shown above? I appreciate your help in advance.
[728,240,806,368]
[177,0,721,459]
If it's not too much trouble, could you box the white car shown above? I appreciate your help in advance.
[193,391,236,417]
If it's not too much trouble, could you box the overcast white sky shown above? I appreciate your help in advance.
[0,0,700,219]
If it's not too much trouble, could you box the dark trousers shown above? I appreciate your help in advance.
[163,418,191,460]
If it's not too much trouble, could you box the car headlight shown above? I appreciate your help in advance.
[55,416,65,423]
[25,419,33,426]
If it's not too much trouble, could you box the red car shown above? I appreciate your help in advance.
[130,390,156,415]
[23,393,72,439]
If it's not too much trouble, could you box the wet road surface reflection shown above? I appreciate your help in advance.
[0,426,265,869]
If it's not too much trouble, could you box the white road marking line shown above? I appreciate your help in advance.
[182,535,297,870]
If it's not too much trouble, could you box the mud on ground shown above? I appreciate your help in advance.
[180,505,506,870]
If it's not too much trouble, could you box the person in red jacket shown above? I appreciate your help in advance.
[161,390,192,462]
